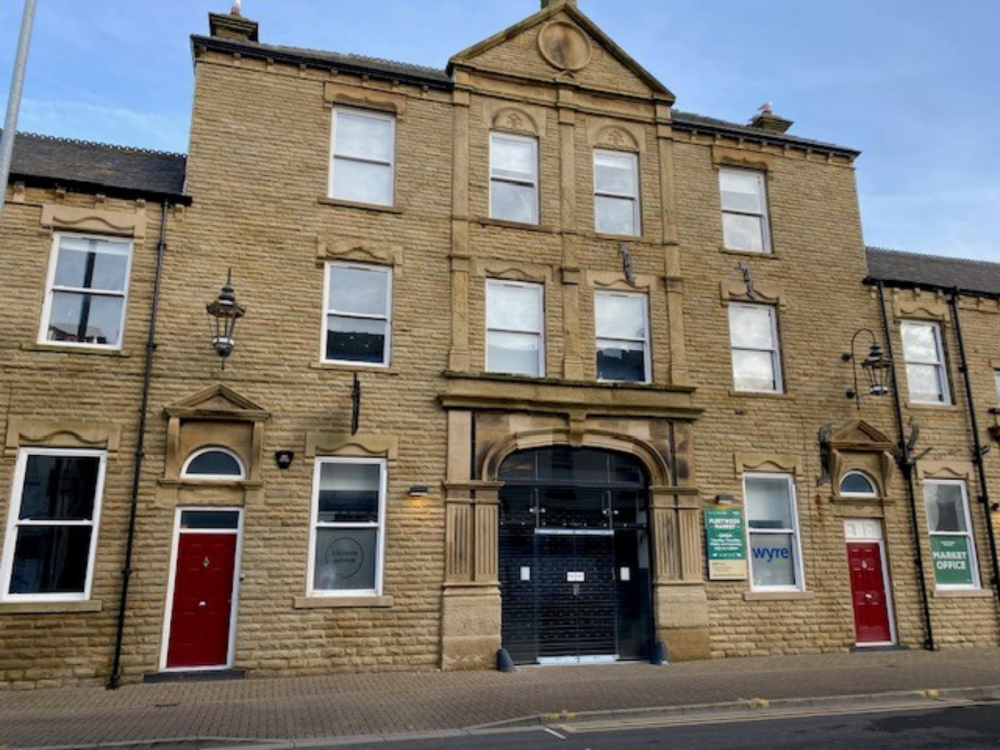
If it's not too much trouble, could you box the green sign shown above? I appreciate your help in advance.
[705,508,748,581]
[930,536,974,587]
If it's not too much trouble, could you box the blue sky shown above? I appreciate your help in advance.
[1,0,997,261]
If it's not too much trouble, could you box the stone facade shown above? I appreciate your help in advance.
[0,0,998,689]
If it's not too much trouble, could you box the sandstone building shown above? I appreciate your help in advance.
[1,0,998,688]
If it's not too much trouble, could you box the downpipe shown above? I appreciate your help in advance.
[948,291,1000,613]
[877,281,935,650]
[107,202,169,689]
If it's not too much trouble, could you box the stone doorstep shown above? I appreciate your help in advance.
[141,669,247,685]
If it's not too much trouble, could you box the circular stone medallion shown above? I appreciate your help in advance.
[538,21,593,72]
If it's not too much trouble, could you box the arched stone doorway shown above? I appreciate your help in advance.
[498,446,654,664]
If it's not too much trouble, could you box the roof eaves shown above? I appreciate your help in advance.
[10,171,191,205]
[192,35,453,90]
[672,111,861,159]
[864,247,1000,300]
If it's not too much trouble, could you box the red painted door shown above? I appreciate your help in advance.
[167,533,237,669]
[848,542,892,644]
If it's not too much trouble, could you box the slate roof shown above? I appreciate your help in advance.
[866,247,1000,298]
[2,129,188,202]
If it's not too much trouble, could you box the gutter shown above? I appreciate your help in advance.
[9,173,191,206]
[876,281,935,650]
[190,35,454,91]
[107,201,169,689]
[864,276,1000,303]
[948,291,1000,615]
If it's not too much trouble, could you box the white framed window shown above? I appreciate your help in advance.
[729,303,783,393]
[900,321,950,404]
[490,133,538,225]
[720,167,770,253]
[744,474,804,591]
[0,449,107,602]
[994,370,1000,404]
[322,262,393,366]
[594,150,640,236]
[486,280,545,377]
[925,480,980,589]
[308,457,387,597]
[595,291,650,383]
[39,234,133,349]
[839,471,878,498]
[181,447,246,481]
[329,108,395,207]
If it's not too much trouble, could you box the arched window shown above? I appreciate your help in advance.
[840,471,877,497]
[181,447,245,480]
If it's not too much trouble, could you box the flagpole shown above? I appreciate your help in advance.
[0,0,38,225]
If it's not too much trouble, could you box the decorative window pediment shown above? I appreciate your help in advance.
[164,385,269,482]
[819,419,895,502]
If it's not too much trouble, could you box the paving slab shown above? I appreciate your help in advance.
[2,648,1000,749]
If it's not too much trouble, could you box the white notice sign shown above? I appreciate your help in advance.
[567,572,585,582]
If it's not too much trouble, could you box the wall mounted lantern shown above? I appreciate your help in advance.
[206,268,246,370]
[842,328,892,408]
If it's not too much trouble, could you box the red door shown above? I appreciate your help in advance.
[848,542,892,644]
[167,533,238,669]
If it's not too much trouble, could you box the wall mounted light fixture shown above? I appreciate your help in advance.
[206,268,246,370]
[842,328,892,408]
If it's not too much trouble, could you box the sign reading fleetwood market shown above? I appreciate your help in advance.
[705,508,748,581]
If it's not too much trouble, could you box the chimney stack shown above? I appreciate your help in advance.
[750,105,794,134]
[209,3,259,43]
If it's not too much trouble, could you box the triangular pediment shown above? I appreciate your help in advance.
[829,419,894,451]
[449,1,674,102]
[165,384,269,421]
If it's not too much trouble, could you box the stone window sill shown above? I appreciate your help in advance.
[906,402,958,411]
[743,591,814,602]
[22,342,132,358]
[310,362,399,376]
[729,389,794,400]
[0,600,103,615]
[476,217,556,234]
[932,588,993,599]
[720,246,780,260]
[318,197,403,215]
[591,230,652,244]
[294,595,394,610]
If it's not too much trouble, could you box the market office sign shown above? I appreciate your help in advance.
[930,536,975,587]
[705,508,748,580]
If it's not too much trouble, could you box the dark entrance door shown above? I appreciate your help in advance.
[848,541,893,645]
[499,447,653,664]
[166,510,241,670]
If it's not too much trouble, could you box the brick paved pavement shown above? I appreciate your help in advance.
[2,649,1000,748]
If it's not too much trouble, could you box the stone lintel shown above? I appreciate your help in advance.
[439,373,701,421]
